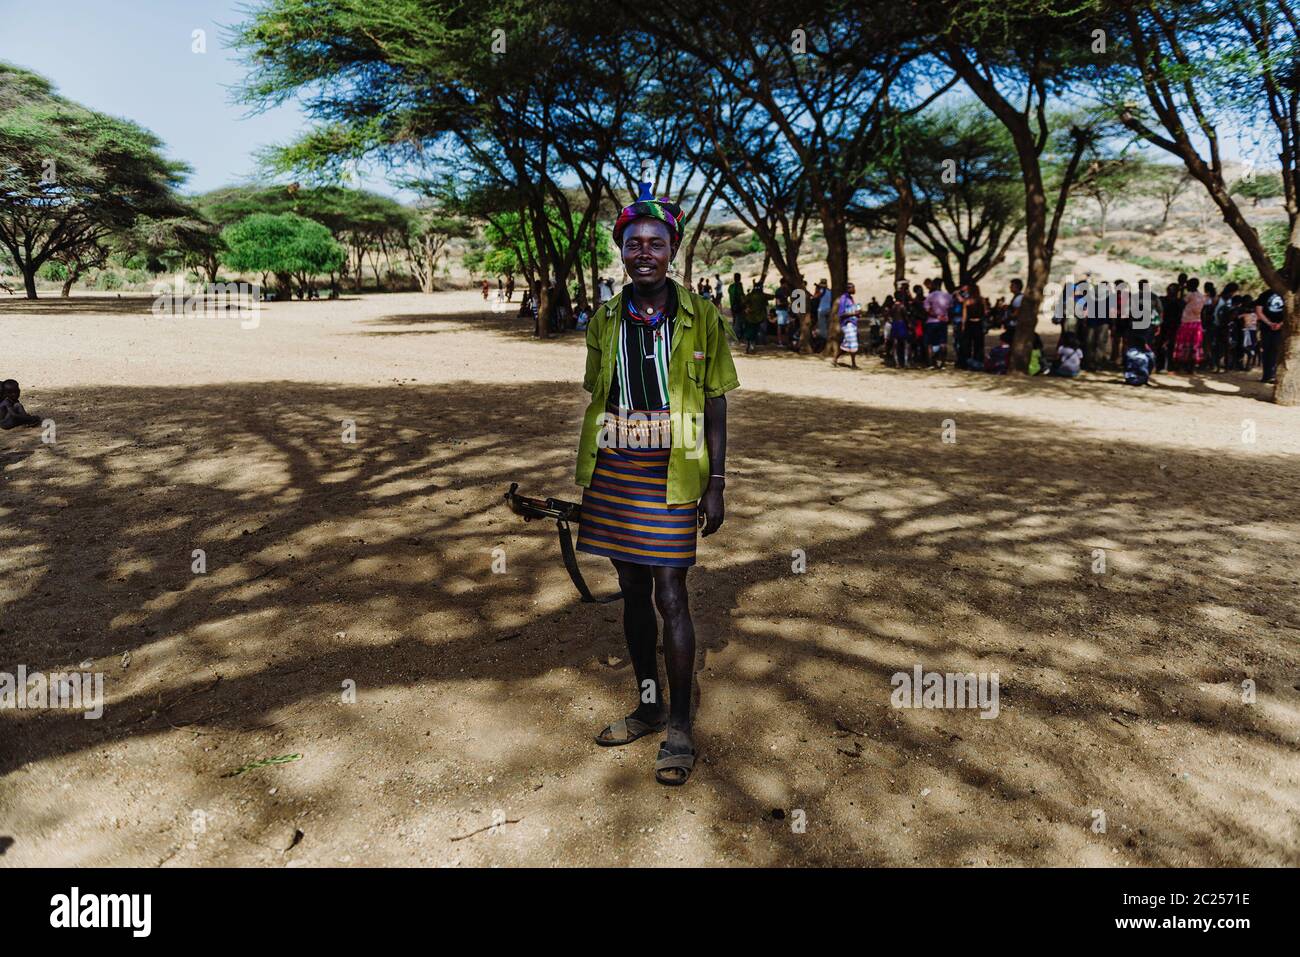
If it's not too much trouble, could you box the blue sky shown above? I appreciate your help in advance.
[0,0,402,197]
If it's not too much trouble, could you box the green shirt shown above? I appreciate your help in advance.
[576,280,740,504]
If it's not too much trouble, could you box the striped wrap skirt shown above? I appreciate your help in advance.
[839,317,859,352]
[576,408,698,568]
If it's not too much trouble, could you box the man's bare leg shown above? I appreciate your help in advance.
[651,564,695,777]
[612,559,666,724]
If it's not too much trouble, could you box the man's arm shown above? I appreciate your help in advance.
[699,307,738,535]
[699,395,727,536]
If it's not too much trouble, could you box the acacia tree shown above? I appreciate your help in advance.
[686,71,816,298]
[921,1,1110,372]
[1075,154,1152,238]
[1097,0,1300,403]
[604,57,726,288]
[1230,171,1284,207]
[1145,163,1195,229]
[853,103,1026,289]
[48,237,107,297]
[221,212,345,298]
[0,63,188,298]
[648,1,948,330]
[238,0,650,336]
[404,204,472,293]
[115,214,225,283]
[696,223,747,274]
[195,185,409,290]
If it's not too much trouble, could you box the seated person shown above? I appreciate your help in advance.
[1028,333,1045,376]
[1,379,41,429]
[1049,334,1083,377]
[1124,342,1155,386]
[984,332,1012,374]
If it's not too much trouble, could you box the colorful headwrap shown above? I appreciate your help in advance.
[612,181,685,249]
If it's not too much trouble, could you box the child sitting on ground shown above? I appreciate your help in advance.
[984,332,1012,374]
[1049,333,1083,378]
[1028,333,1045,376]
[0,379,41,429]
[1123,341,1155,386]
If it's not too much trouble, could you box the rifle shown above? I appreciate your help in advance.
[502,483,622,603]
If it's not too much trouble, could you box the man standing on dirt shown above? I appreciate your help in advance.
[575,183,739,786]
[727,272,746,338]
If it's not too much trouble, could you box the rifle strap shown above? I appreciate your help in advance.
[557,519,622,604]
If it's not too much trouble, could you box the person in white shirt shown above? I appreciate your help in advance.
[1050,333,1084,377]
[1007,278,1024,330]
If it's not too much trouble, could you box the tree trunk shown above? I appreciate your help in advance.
[60,270,77,298]
[589,216,600,305]
[797,310,813,355]
[1009,160,1051,375]
[23,266,38,299]
[535,282,552,339]
[939,253,956,293]
[1275,294,1300,406]
[820,210,850,355]
[893,173,914,285]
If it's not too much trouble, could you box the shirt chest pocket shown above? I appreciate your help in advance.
[685,355,707,401]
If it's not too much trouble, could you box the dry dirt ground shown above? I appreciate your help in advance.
[1,289,1297,867]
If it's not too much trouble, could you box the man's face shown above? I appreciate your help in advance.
[3,383,17,402]
[621,220,672,287]
[847,284,856,296]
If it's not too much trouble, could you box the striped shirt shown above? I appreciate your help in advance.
[608,283,678,411]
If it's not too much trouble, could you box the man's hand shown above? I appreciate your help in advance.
[698,479,725,536]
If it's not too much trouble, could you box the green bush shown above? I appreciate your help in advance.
[1261,221,1288,269]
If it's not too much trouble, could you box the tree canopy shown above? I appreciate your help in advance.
[221,211,346,298]
[0,61,189,298]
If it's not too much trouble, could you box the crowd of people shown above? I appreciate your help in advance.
[692,270,1285,387]
[490,268,1285,389]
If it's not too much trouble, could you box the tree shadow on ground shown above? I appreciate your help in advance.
[0,295,161,317]
[1,380,1297,866]
[358,308,558,343]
